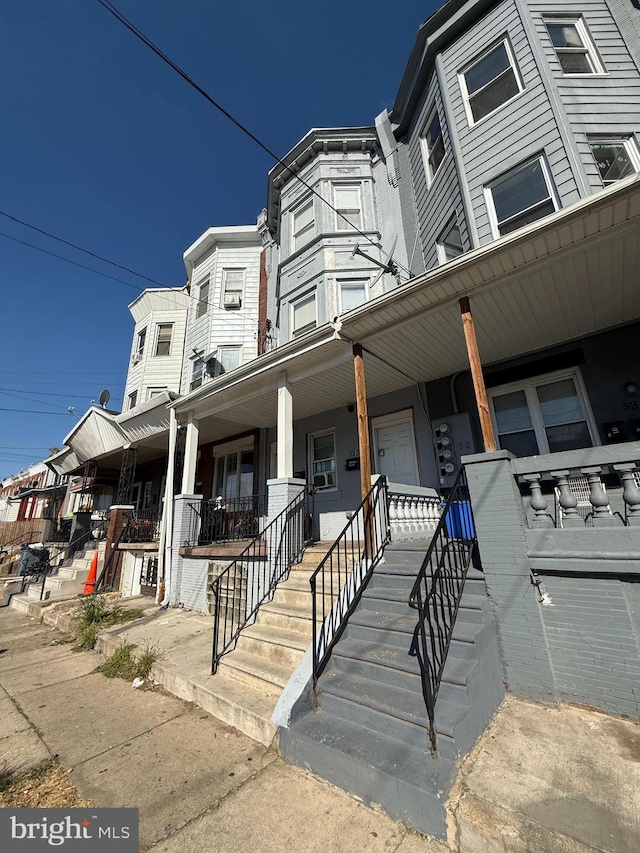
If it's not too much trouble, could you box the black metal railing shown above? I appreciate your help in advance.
[408,466,478,752]
[187,495,266,546]
[311,476,390,690]
[210,486,314,674]
[35,516,109,601]
[140,556,158,589]
[121,507,162,542]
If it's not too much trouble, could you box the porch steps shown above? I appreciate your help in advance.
[278,541,505,838]
[206,542,334,744]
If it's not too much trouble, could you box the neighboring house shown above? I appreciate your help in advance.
[0,463,65,546]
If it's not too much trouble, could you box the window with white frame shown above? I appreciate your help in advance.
[486,155,558,236]
[196,278,210,319]
[309,430,337,490]
[221,269,244,309]
[292,198,315,251]
[544,18,603,75]
[291,292,316,338]
[214,347,242,377]
[421,108,445,185]
[461,39,523,125]
[147,387,167,400]
[488,370,597,456]
[334,184,362,230]
[154,323,173,356]
[339,279,368,313]
[437,218,464,263]
[588,137,640,186]
[128,390,138,410]
[135,328,146,358]
[190,357,204,390]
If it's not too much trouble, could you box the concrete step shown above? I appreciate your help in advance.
[9,594,31,613]
[237,623,308,668]
[218,649,292,692]
[256,601,313,634]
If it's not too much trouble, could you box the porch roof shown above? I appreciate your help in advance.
[173,174,640,442]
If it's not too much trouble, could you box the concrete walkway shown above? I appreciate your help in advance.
[1,605,638,852]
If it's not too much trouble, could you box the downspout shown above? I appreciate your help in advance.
[161,408,178,608]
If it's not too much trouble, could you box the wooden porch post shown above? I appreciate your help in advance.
[353,343,372,500]
[459,296,496,452]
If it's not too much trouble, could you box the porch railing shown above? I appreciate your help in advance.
[187,495,266,546]
[121,507,162,542]
[210,486,314,674]
[408,466,477,753]
[311,476,390,690]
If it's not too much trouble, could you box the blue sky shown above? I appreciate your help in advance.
[0,0,434,479]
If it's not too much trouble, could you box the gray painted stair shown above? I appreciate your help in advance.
[278,541,505,838]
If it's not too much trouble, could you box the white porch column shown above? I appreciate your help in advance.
[181,412,200,495]
[277,373,294,479]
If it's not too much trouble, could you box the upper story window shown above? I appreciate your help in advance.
[154,323,173,356]
[339,279,368,313]
[128,390,138,410]
[485,155,558,237]
[334,184,362,230]
[544,18,603,75]
[488,370,596,456]
[214,346,242,377]
[222,269,244,309]
[147,387,167,400]
[292,198,315,252]
[460,39,523,125]
[589,137,640,186]
[309,429,337,490]
[437,218,464,263]
[190,358,204,391]
[135,328,146,359]
[421,108,445,185]
[291,292,317,338]
[196,278,210,320]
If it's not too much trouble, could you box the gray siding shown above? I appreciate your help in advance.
[406,71,471,269]
[527,0,640,194]
[440,0,581,244]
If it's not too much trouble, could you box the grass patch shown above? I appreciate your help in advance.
[97,640,159,681]
[73,594,144,650]
[0,759,92,808]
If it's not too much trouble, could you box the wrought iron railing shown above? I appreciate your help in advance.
[34,516,109,601]
[187,495,266,546]
[408,467,477,752]
[210,486,314,674]
[311,476,390,690]
[140,556,158,588]
[121,507,162,542]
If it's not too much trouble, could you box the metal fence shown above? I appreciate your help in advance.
[121,507,162,543]
[187,495,266,546]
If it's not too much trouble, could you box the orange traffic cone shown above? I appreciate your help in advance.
[83,551,99,595]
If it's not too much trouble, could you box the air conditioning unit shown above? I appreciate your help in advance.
[131,353,142,364]
[313,473,333,489]
[223,293,241,309]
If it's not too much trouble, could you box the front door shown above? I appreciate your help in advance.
[372,411,420,486]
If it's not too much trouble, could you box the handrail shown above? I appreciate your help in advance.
[408,466,477,752]
[209,486,314,674]
[310,476,390,690]
[36,517,109,601]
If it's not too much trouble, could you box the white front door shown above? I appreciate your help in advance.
[372,411,420,486]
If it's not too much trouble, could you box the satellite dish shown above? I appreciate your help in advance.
[99,389,111,408]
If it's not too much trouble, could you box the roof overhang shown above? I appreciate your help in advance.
[183,225,260,280]
[8,484,66,502]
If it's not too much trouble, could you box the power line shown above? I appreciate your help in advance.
[0,387,122,401]
[95,0,413,280]
[0,407,70,415]
[0,390,72,412]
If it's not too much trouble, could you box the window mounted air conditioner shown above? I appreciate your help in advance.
[313,473,333,489]
[132,353,142,364]
[223,293,241,308]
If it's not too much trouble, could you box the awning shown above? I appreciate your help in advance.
[8,484,67,502]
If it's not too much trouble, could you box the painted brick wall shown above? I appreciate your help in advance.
[170,494,209,612]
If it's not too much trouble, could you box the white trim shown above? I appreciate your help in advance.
[484,153,559,239]
[154,322,174,357]
[419,105,446,187]
[436,216,464,264]
[333,182,363,231]
[291,196,315,253]
[308,428,338,491]
[214,346,242,377]
[543,16,606,77]
[195,277,210,319]
[220,268,245,309]
[371,409,420,485]
[588,135,640,187]
[487,367,600,455]
[291,290,317,339]
[338,278,369,314]
[459,36,524,128]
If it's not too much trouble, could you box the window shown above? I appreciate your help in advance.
[291,292,317,338]
[222,269,244,309]
[544,18,602,75]
[421,109,445,184]
[214,347,241,377]
[309,430,337,490]
[190,358,204,390]
[128,391,138,410]
[135,328,146,358]
[155,323,173,356]
[214,448,255,500]
[339,279,368,313]
[292,198,315,251]
[461,39,523,125]
[589,137,640,186]
[437,218,464,263]
[486,155,557,236]
[147,387,167,400]
[488,371,596,456]
[334,184,362,230]
[196,278,210,320]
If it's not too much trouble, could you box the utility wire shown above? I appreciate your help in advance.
[0,390,72,411]
[0,407,70,415]
[0,386,121,401]
[95,0,413,279]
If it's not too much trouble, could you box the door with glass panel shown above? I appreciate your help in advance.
[489,374,596,456]
[213,450,255,500]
